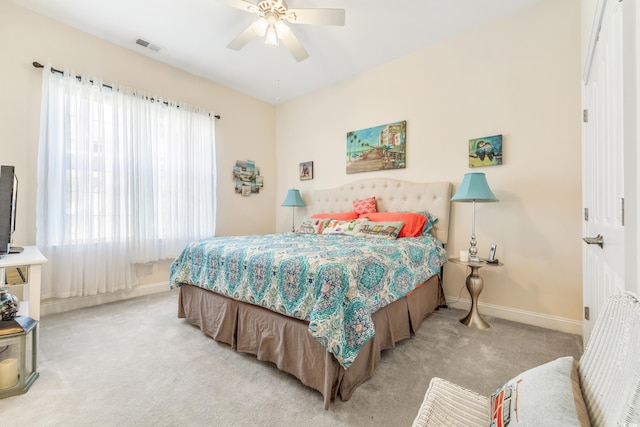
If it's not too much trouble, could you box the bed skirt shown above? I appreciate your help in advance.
[178,275,444,409]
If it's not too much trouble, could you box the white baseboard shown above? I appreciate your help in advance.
[445,296,583,336]
[41,282,171,316]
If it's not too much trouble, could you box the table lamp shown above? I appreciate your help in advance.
[281,189,305,232]
[451,172,498,262]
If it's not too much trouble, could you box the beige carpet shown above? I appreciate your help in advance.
[0,289,582,426]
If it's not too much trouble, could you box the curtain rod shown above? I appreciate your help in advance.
[32,62,221,120]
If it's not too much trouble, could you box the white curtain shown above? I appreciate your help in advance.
[37,67,216,299]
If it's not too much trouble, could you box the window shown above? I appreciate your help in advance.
[37,68,216,298]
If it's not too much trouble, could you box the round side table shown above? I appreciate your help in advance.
[448,258,504,329]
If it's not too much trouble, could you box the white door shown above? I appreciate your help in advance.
[582,0,628,341]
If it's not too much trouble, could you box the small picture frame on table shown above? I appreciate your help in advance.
[299,161,313,180]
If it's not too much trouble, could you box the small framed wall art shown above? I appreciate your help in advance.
[299,161,313,180]
[469,134,503,168]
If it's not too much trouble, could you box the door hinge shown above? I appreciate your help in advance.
[583,109,588,122]
[584,207,589,221]
[620,198,625,226]
[584,306,590,320]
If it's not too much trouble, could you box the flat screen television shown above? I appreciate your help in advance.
[0,165,22,255]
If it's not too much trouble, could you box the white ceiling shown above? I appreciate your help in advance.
[11,0,542,105]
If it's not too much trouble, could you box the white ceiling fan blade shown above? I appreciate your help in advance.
[226,0,258,13]
[286,8,345,26]
[227,24,258,50]
[281,31,309,62]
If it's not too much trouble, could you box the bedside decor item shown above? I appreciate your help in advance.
[469,134,502,168]
[0,315,39,398]
[451,172,498,262]
[233,160,264,196]
[299,161,313,180]
[281,189,305,232]
[0,286,19,321]
[346,120,406,174]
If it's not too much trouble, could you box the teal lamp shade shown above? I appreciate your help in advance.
[451,173,498,202]
[451,173,498,262]
[282,189,305,232]
[281,189,305,207]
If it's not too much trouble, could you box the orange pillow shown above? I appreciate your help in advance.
[359,212,427,238]
[353,197,377,215]
[311,212,359,220]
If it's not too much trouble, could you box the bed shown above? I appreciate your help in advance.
[170,178,451,408]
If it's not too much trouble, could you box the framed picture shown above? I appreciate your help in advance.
[299,161,313,180]
[346,120,406,174]
[469,134,503,167]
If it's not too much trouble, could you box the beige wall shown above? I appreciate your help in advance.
[276,0,583,332]
[0,1,276,292]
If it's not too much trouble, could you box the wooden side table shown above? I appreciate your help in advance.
[448,257,503,329]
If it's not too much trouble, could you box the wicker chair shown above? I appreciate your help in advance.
[412,292,640,427]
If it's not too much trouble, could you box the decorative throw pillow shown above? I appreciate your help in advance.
[322,219,366,236]
[420,211,439,235]
[490,356,590,427]
[410,210,439,234]
[354,221,404,240]
[359,212,427,238]
[311,212,359,221]
[295,217,329,234]
[352,197,377,215]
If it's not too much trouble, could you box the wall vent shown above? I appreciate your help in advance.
[135,38,162,52]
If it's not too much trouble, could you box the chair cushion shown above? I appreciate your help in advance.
[490,356,591,426]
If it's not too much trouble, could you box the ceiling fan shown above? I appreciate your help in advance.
[226,0,345,62]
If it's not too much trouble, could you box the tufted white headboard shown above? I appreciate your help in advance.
[309,178,452,244]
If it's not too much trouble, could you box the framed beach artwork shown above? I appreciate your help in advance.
[346,120,406,174]
[299,161,313,180]
[469,134,503,168]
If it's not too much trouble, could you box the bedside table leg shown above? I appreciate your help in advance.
[460,266,490,329]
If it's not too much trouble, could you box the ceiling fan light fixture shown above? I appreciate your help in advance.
[265,12,278,26]
[275,21,290,39]
[227,0,344,61]
[265,26,278,46]
[253,18,268,36]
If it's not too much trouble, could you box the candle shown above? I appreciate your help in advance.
[460,250,469,262]
[0,358,18,390]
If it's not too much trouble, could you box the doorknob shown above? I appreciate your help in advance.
[583,234,604,248]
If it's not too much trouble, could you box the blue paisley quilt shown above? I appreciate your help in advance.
[169,232,446,368]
